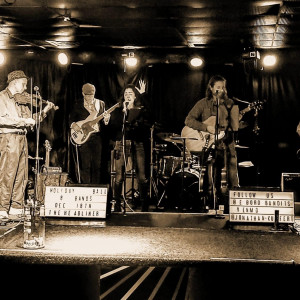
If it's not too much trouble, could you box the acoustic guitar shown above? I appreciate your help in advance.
[70,102,120,145]
[182,116,225,152]
[182,100,264,153]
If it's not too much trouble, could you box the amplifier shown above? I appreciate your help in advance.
[281,173,300,216]
[111,173,138,200]
[36,172,68,203]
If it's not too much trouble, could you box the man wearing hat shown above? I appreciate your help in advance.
[70,83,111,184]
[0,70,53,220]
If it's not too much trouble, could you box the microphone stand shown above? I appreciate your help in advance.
[149,125,155,200]
[33,87,43,206]
[121,104,128,215]
[212,92,220,211]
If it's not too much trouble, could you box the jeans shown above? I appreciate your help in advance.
[113,140,148,205]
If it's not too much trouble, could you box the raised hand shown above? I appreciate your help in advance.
[135,79,146,94]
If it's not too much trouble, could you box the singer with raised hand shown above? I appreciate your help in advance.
[183,75,240,214]
[109,81,150,212]
[0,70,54,221]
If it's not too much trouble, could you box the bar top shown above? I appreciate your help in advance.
[1,213,300,266]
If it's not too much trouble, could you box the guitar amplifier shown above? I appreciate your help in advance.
[36,172,68,203]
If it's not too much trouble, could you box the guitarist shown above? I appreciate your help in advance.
[69,83,110,184]
[184,75,240,212]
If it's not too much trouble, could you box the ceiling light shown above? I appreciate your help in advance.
[124,52,138,67]
[262,54,277,67]
[0,52,5,65]
[190,57,203,67]
[57,52,69,65]
[125,57,138,67]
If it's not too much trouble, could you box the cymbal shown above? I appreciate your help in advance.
[156,132,181,143]
[235,144,249,149]
[238,161,254,167]
[170,136,199,140]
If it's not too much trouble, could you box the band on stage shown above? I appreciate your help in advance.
[0,70,280,220]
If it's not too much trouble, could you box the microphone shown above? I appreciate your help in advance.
[33,86,39,92]
[216,89,222,94]
[123,101,129,115]
[124,101,129,111]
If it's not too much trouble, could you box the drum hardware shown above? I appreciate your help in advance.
[154,143,167,151]
[150,125,170,204]
[158,156,183,179]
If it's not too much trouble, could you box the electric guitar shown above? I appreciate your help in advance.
[70,102,120,145]
[182,100,265,152]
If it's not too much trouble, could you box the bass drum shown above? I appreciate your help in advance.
[165,167,206,212]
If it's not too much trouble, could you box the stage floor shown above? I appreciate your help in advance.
[1,210,300,300]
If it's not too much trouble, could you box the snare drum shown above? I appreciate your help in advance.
[158,156,182,178]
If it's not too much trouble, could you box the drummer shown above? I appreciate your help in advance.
[184,75,240,212]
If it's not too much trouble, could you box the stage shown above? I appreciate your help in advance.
[1,210,300,299]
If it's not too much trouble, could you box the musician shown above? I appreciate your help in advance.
[109,82,149,212]
[0,70,55,220]
[297,121,300,137]
[184,75,239,212]
[69,83,110,184]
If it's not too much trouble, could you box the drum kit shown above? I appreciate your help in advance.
[150,130,207,212]
[150,128,251,212]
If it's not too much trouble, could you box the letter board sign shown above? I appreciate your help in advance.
[44,186,108,218]
[229,190,294,223]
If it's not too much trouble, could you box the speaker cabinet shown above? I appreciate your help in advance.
[281,173,300,216]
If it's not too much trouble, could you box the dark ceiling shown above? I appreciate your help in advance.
[1,0,300,63]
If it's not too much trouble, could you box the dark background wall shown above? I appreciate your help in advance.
[1,51,299,188]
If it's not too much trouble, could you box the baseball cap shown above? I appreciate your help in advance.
[82,83,96,95]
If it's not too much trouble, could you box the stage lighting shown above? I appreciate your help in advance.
[0,52,5,65]
[57,52,69,65]
[262,54,277,67]
[124,52,138,67]
[189,57,203,67]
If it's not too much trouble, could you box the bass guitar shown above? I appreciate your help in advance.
[71,102,120,145]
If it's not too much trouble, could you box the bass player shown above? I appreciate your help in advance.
[69,83,111,184]
[184,75,240,212]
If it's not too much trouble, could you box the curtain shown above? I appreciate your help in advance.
[1,58,299,186]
